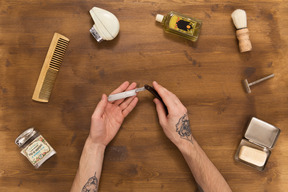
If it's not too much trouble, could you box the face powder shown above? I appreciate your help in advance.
[15,128,56,169]
[239,146,267,167]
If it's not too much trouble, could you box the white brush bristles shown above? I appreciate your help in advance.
[231,9,247,29]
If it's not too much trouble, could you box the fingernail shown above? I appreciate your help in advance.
[153,81,158,85]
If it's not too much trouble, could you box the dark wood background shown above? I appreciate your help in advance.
[1,0,287,191]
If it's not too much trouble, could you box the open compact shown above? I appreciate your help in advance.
[235,117,281,171]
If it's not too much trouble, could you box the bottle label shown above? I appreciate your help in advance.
[169,15,197,34]
[21,135,53,166]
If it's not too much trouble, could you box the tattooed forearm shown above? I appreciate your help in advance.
[82,172,98,192]
[175,114,193,143]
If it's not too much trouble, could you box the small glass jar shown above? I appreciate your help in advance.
[15,128,56,169]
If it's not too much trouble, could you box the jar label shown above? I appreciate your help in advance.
[21,135,52,166]
[168,15,197,35]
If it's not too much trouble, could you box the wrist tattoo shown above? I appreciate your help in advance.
[82,172,98,192]
[175,113,193,143]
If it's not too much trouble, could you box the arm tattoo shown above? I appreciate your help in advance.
[82,172,98,192]
[175,114,193,143]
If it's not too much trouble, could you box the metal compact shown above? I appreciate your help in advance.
[235,117,281,171]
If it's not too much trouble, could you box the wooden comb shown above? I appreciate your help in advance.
[32,33,69,102]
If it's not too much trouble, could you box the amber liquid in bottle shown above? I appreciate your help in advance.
[156,11,202,42]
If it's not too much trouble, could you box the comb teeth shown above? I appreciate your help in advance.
[39,68,58,100]
[32,33,69,102]
[49,38,69,71]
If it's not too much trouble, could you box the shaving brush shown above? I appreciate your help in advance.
[231,9,252,52]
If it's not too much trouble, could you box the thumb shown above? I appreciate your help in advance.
[92,94,108,118]
[153,98,167,125]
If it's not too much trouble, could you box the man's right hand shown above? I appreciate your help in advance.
[152,81,193,147]
[153,81,232,192]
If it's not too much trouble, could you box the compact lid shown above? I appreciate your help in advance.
[15,128,36,147]
[245,117,280,148]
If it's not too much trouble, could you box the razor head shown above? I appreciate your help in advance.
[242,79,251,93]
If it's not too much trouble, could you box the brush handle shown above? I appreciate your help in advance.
[236,28,252,52]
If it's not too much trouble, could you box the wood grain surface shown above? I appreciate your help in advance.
[1,0,288,191]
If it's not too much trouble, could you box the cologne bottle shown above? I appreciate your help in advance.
[156,11,202,42]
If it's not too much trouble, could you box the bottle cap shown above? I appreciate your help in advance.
[156,14,164,23]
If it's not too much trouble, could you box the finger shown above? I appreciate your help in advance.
[122,97,138,118]
[114,82,137,106]
[119,95,137,110]
[153,98,167,125]
[110,81,130,95]
[92,94,108,119]
[152,81,180,109]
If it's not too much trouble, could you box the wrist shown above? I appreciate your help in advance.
[176,137,196,156]
[85,137,106,153]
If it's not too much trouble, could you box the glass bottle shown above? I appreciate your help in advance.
[156,11,202,42]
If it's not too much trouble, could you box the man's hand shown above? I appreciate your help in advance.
[71,81,139,192]
[88,81,139,147]
[153,81,232,192]
[152,81,192,147]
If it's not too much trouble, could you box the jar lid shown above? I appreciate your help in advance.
[15,128,36,147]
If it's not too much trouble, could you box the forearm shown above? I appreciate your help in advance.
[178,137,232,192]
[71,138,106,192]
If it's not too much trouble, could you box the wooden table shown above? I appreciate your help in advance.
[1,0,287,191]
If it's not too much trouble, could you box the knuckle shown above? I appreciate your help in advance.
[122,103,128,109]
